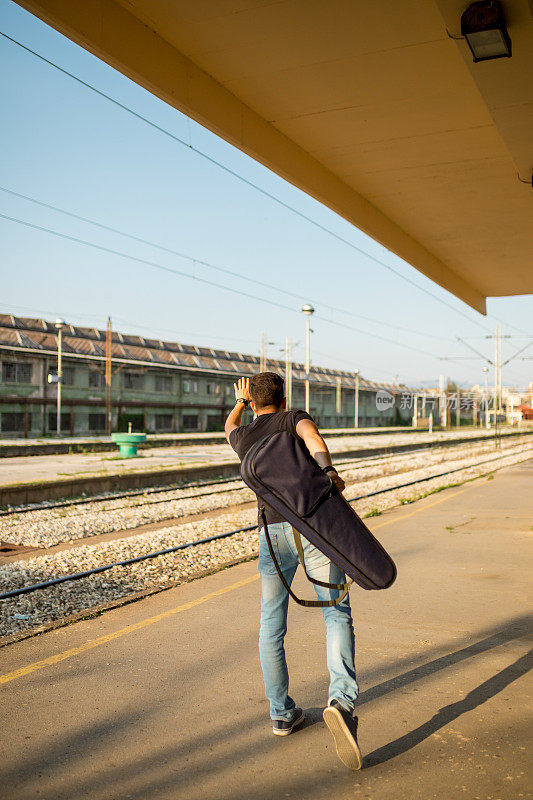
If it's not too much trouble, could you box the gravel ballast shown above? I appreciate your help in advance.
[0,509,258,639]
[1,439,529,549]
[0,484,254,548]
[1,445,531,641]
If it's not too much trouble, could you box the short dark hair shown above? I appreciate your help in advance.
[250,372,285,408]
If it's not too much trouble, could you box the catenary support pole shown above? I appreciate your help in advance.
[54,318,65,435]
[354,369,359,428]
[285,336,292,410]
[301,305,314,414]
[105,316,112,435]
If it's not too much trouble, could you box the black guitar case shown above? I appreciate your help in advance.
[241,430,396,605]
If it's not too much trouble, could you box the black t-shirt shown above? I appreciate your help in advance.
[229,409,314,524]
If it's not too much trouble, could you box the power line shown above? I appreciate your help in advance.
[0,302,259,347]
[0,29,493,332]
[110,316,259,347]
[0,184,449,342]
[0,185,308,303]
[0,211,446,361]
[313,311,443,358]
[485,311,530,336]
[0,302,109,322]
[311,347,400,381]
[0,212,294,313]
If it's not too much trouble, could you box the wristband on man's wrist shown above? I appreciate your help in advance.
[235,398,249,407]
[322,465,337,475]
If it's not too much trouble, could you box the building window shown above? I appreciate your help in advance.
[224,384,232,396]
[182,379,198,394]
[207,382,220,395]
[48,412,70,432]
[89,371,105,388]
[88,413,106,432]
[182,414,199,430]
[155,413,173,431]
[123,372,145,390]
[2,362,33,383]
[155,375,172,393]
[1,412,29,432]
[206,415,222,431]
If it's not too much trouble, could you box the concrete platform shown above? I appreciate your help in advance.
[1,460,531,799]
[0,427,415,458]
[2,428,530,507]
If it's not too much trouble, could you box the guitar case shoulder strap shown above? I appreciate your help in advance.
[259,505,353,608]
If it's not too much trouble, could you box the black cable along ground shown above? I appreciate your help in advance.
[345,450,521,502]
[1,446,529,601]
[0,524,257,600]
[331,431,527,469]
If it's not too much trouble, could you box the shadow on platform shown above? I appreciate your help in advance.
[6,613,531,800]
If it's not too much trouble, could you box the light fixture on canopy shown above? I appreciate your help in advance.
[461,1,512,62]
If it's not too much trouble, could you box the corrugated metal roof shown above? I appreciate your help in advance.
[0,314,416,390]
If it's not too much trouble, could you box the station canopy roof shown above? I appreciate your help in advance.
[15,0,533,314]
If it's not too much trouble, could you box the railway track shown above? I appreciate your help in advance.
[1,434,531,555]
[1,430,528,518]
[1,443,530,601]
[0,475,244,517]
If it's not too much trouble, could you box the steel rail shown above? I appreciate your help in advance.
[7,483,250,521]
[346,450,527,502]
[1,437,496,520]
[0,475,243,517]
[332,435,520,469]
[2,430,529,517]
[1,446,529,601]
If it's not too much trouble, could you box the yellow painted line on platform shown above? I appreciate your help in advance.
[0,574,259,686]
[1,486,468,686]
[371,488,465,529]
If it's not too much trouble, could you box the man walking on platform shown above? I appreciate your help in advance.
[225,372,362,770]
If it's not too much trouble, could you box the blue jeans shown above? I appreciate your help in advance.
[258,521,358,720]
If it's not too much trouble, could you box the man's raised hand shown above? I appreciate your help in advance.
[234,377,251,403]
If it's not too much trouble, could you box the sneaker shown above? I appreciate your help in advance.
[323,700,362,770]
[272,707,305,736]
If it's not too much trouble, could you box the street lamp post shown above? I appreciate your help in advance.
[482,366,489,429]
[285,337,293,410]
[54,318,66,436]
[354,369,360,428]
[301,304,314,414]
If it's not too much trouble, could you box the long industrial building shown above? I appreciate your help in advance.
[0,314,412,436]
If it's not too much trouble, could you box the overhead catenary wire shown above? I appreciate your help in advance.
[0,212,295,314]
[0,212,455,362]
[0,184,451,343]
[0,29,494,333]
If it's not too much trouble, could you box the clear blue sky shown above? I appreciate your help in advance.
[1,0,531,389]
